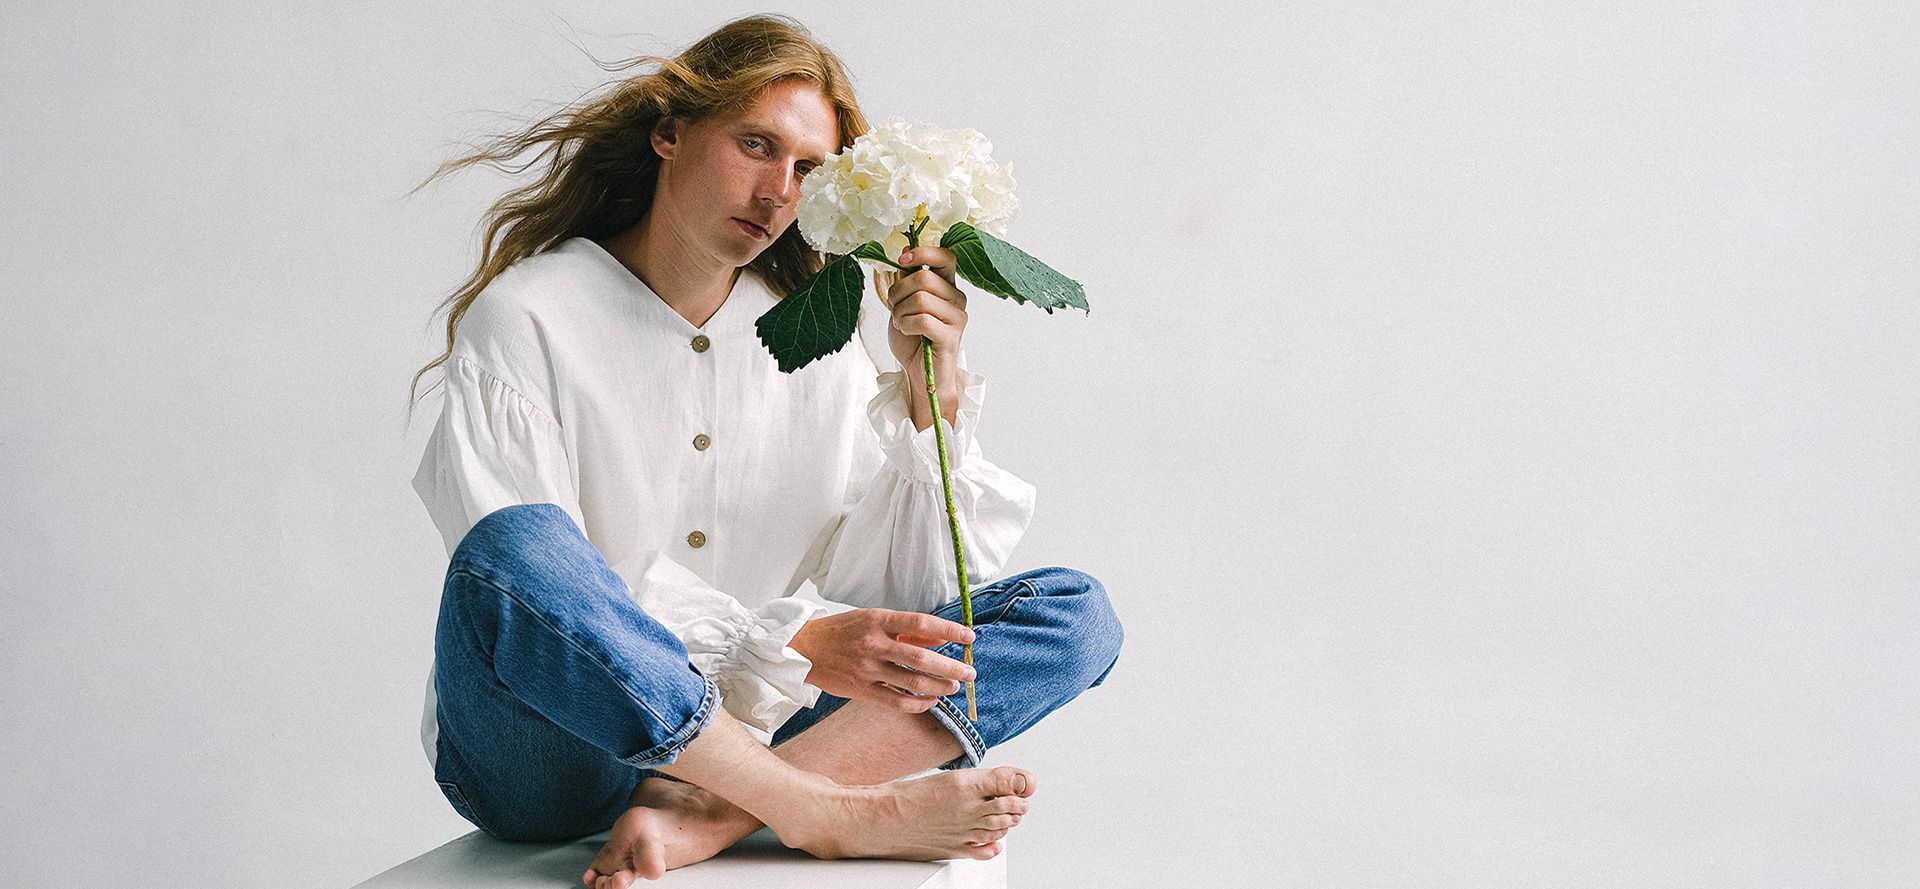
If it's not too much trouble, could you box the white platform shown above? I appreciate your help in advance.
[354,826,1007,888]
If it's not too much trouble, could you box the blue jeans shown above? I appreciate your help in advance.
[430,502,1123,842]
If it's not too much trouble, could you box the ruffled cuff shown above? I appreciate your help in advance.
[678,596,829,739]
[866,365,988,486]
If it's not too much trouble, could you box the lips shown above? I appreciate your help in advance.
[733,218,771,239]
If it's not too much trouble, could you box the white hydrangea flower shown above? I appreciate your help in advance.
[796,116,1020,258]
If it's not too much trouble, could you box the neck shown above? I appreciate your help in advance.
[600,211,739,329]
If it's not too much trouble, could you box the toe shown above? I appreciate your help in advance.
[969,827,1010,844]
[587,857,618,884]
[964,840,1004,860]
[989,795,1030,816]
[637,843,667,880]
[979,813,1017,830]
[974,790,1030,819]
[983,765,1034,799]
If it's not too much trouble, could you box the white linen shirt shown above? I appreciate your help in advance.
[412,236,1036,764]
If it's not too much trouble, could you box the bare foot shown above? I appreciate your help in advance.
[581,777,759,887]
[773,765,1037,862]
[585,766,1036,882]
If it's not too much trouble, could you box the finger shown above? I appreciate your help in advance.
[890,307,965,351]
[890,310,961,349]
[880,661,962,697]
[898,246,957,280]
[896,631,958,648]
[891,312,957,342]
[873,679,942,712]
[888,268,967,312]
[887,643,976,684]
[890,288,968,326]
[887,611,977,646]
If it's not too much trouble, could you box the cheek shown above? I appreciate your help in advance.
[714,156,763,194]
[674,153,743,202]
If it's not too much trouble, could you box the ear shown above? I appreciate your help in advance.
[650,115,680,160]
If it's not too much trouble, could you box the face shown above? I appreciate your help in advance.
[650,79,840,267]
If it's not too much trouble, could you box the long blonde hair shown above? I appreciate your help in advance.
[405,13,869,421]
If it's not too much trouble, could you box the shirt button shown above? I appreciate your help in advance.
[690,334,710,353]
[686,530,707,548]
[692,433,711,451]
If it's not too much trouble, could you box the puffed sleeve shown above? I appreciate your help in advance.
[414,355,822,742]
[609,551,829,743]
[809,339,1039,613]
[413,355,586,554]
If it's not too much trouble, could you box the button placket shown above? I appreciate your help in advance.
[685,328,717,561]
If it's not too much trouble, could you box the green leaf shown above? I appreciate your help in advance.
[940,221,1089,315]
[753,252,867,373]
[850,241,897,267]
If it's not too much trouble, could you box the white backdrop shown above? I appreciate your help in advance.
[3,2,1915,886]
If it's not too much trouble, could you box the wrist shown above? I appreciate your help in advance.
[903,356,962,431]
[788,619,815,659]
[907,386,961,432]
[902,346,960,381]
[791,621,826,688]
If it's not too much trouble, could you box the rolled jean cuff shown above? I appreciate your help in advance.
[926,695,988,771]
[619,674,721,769]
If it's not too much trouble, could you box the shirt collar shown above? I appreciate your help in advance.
[564,236,771,335]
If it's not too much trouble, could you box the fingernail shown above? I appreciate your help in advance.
[900,250,912,264]
[966,668,977,681]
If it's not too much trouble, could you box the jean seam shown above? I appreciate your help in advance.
[433,728,504,838]
[621,673,720,769]
[450,566,684,734]
[927,694,989,769]
[436,779,497,836]
[945,576,1032,626]
[927,587,1020,770]
[996,577,1037,623]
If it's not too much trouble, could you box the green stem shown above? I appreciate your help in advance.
[923,334,976,720]
[906,224,977,720]
[853,241,909,271]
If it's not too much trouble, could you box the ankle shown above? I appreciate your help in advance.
[753,773,853,848]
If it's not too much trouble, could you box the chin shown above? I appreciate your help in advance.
[748,235,782,259]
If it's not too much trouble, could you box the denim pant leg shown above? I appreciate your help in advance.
[431,502,720,842]
[771,565,1123,770]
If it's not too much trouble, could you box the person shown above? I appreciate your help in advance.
[404,14,1122,886]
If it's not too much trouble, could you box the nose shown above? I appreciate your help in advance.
[759,165,800,207]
